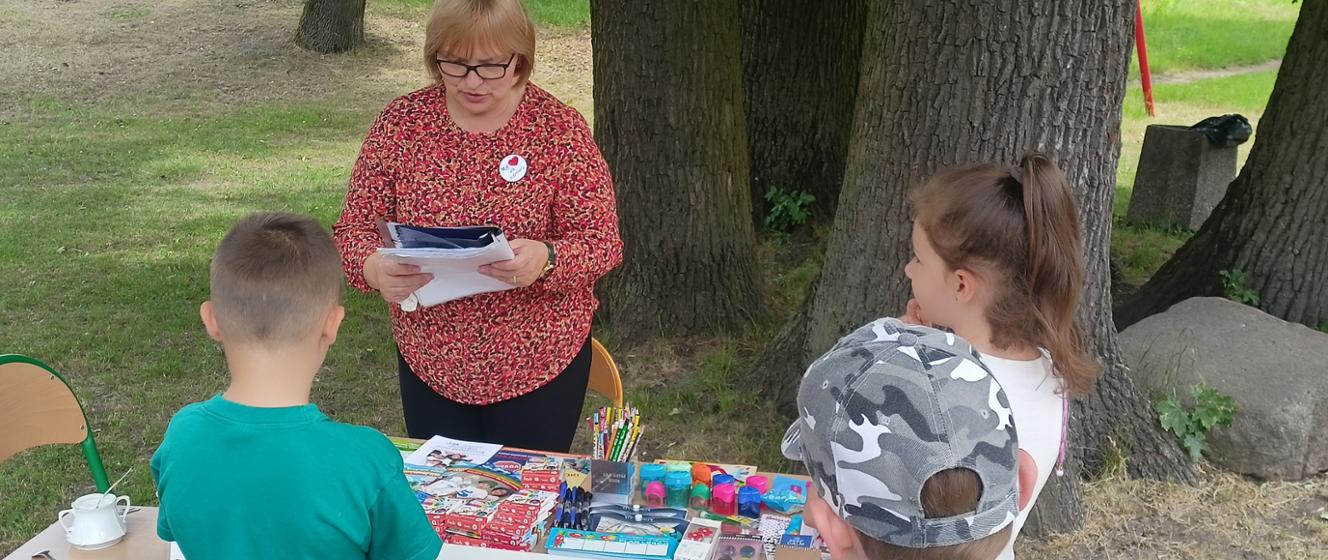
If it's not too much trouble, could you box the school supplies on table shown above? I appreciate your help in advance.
[761,476,808,514]
[673,518,723,560]
[711,534,765,560]
[591,459,636,506]
[545,527,679,560]
[404,435,503,467]
[376,221,516,309]
[588,506,689,537]
[588,405,646,462]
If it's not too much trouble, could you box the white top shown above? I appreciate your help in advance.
[980,352,1063,560]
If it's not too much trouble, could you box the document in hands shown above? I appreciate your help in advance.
[377,222,516,309]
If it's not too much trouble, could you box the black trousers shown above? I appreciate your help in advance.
[397,335,591,453]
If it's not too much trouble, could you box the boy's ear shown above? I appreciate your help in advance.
[320,304,345,347]
[200,301,223,342]
[1017,449,1038,511]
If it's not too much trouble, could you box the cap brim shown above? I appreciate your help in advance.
[780,419,806,461]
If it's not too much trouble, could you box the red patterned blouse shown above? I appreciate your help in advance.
[333,83,623,405]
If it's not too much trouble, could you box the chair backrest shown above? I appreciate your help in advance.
[0,356,92,463]
[587,338,624,408]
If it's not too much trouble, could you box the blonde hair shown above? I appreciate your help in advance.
[423,0,536,85]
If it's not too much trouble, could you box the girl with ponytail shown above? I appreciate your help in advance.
[902,153,1098,559]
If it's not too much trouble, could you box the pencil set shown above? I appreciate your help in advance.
[587,405,644,462]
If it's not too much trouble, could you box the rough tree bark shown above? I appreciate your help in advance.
[753,0,1197,536]
[740,0,867,224]
[295,0,366,54]
[592,0,764,339]
[1116,0,1328,331]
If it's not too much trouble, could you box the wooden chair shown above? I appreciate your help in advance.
[0,354,110,492]
[588,338,624,408]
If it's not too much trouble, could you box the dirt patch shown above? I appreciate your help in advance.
[1021,467,1328,559]
[1134,59,1282,86]
[0,0,592,117]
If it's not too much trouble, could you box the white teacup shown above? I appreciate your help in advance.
[57,493,131,550]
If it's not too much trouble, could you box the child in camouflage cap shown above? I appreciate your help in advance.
[781,318,1036,560]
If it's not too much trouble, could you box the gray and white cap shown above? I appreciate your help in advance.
[781,318,1019,548]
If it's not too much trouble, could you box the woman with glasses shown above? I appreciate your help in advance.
[333,0,622,453]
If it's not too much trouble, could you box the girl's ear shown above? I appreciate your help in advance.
[952,268,982,304]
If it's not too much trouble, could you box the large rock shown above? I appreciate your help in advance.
[1118,297,1328,480]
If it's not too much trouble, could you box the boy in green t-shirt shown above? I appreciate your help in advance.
[151,213,442,560]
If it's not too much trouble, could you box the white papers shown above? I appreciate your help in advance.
[170,542,186,560]
[377,223,516,309]
[403,435,503,468]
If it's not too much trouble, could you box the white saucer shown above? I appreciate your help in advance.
[70,534,124,550]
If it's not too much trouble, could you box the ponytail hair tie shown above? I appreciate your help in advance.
[1009,164,1024,185]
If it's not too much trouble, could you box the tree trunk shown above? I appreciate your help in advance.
[295,0,366,54]
[592,0,764,339]
[1116,1,1328,331]
[755,0,1196,535]
[740,0,867,225]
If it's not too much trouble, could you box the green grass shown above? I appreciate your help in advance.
[1131,0,1299,77]
[1111,68,1278,285]
[524,0,590,28]
[1111,223,1191,287]
[380,0,589,28]
[0,96,409,550]
[1116,68,1278,213]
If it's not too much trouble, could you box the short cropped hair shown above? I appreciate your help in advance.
[858,468,1013,560]
[209,213,343,346]
[423,0,536,85]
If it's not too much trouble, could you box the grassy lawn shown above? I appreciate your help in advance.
[0,0,1320,556]
[383,0,589,28]
[0,95,401,549]
[1132,0,1298,77]
[1112,0,1298,285]
[1113,69,1282,283]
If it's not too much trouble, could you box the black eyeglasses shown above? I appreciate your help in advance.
[435,54,516,80]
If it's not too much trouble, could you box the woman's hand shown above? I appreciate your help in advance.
[364,252,434,304]
[480,239,549,288]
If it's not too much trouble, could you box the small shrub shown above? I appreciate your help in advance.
[1156,384,1237,462]
[763,187,815,233]
[1219,269,1260,307]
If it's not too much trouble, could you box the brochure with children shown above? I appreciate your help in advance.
[404,435,503,467]
[545,527,679,560]
[376,222,516,307]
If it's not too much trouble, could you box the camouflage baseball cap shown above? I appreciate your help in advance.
[781,318,1019,548]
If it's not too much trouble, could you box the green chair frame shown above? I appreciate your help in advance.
[0,354,110,492]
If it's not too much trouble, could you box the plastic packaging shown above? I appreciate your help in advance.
[690,482,712,510]
[640,463,667,495]
[691,463,713,487]
[744,475,770,495]
[1190,114,1252,148]
[665,471,692,509]
[762,476,808,514]
[711,483,737,516]
[737,486,762,518]
[645,481,667,508]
